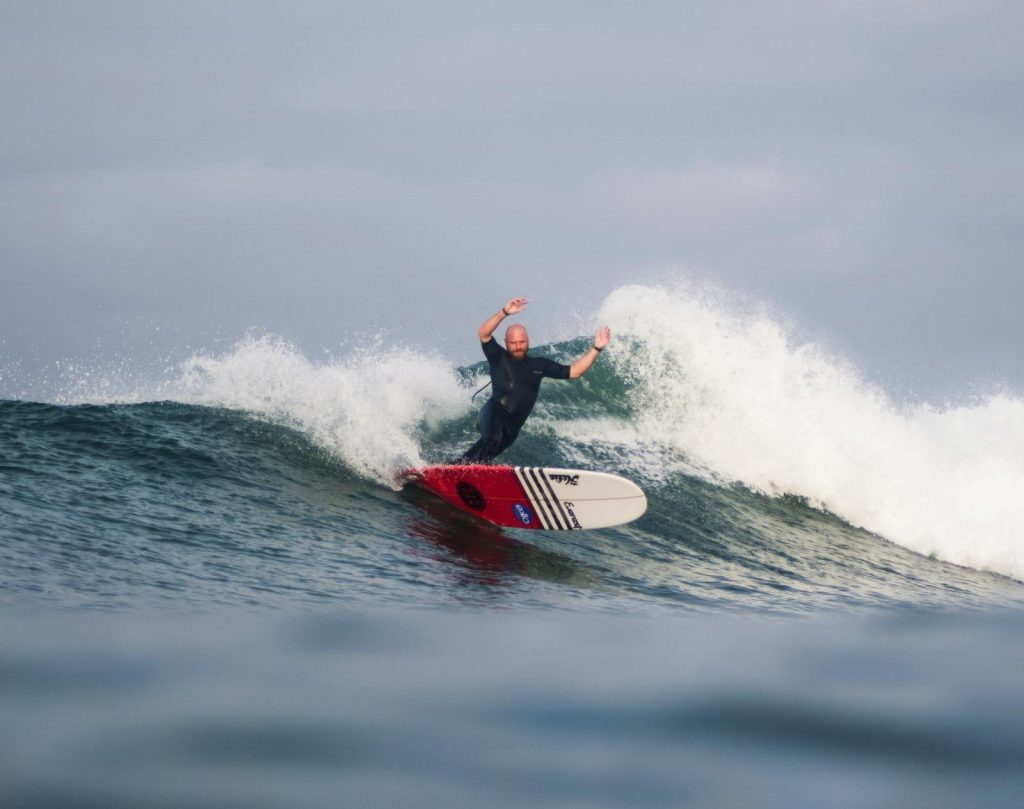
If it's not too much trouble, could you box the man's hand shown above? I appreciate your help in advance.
[504,297,528,315]
[480,297,529,342]
[570,326,612,378]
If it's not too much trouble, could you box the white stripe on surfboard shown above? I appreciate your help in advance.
[533,467,576,530]
[515,466,565,530]
[512,466,552,529]
[515,466,575,531]
[517,466,562,529]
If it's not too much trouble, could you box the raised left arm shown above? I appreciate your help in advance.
[569,326,610,379]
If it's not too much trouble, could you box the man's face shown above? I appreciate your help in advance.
[505,327,529,360]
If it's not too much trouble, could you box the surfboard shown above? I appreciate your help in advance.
[401,465,647,531]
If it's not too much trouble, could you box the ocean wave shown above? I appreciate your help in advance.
[593,282,1024,582]
[16,282,1024,585]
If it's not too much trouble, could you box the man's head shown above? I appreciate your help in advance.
[504,324,529,360]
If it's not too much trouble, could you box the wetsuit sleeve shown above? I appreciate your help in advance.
[540,358,571,380]
[481,336,504,361]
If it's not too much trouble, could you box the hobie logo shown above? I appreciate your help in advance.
[513,503,532,525]
[549,474,579,486]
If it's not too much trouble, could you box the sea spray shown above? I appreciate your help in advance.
[174,336,470,484]
[596,283,1024,581]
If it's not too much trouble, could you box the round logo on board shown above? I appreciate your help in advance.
[456,481,486,511]
[513,503,532,525]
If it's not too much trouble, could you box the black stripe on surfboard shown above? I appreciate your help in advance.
[533,468,577,530]
[525,467,570,531]
[513,466,553,530]
[517,466,565,530]
[528,469,569,532]
[519,466,561,530]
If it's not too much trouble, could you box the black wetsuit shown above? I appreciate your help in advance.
[461,337,571,463]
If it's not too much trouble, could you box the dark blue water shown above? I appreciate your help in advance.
[3,324,1024,806]
[3,609,1023,808]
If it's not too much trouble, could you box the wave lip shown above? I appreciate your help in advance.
[167,336,471,485]
[597,282,1024,582]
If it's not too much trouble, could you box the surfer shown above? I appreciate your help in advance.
[460,297,610,463]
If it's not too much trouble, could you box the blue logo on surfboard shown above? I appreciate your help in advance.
[513,503,532,525]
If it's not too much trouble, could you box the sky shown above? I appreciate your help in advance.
[2,0,1022,400]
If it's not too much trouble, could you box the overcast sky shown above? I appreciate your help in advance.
[2,0,1022,399]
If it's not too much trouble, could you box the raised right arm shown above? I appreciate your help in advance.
[478,297,528,342]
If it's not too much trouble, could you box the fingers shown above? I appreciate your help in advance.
[505,297,529,313]
[594,325,611,348]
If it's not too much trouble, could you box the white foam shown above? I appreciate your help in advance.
[164,336,471,485]
[587,282,1024,582]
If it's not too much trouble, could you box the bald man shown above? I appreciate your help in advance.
[460,297,611,463]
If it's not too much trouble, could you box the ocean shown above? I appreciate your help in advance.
[2,284,1023,807]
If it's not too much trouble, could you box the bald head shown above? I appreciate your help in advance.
[504,324,529,360]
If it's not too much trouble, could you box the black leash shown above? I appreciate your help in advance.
[470,380,492,402]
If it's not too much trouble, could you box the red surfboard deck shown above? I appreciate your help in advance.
[400,464,647,531]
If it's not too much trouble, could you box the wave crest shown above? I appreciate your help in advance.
[174,336,470,484]
[597,283,1024,581]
